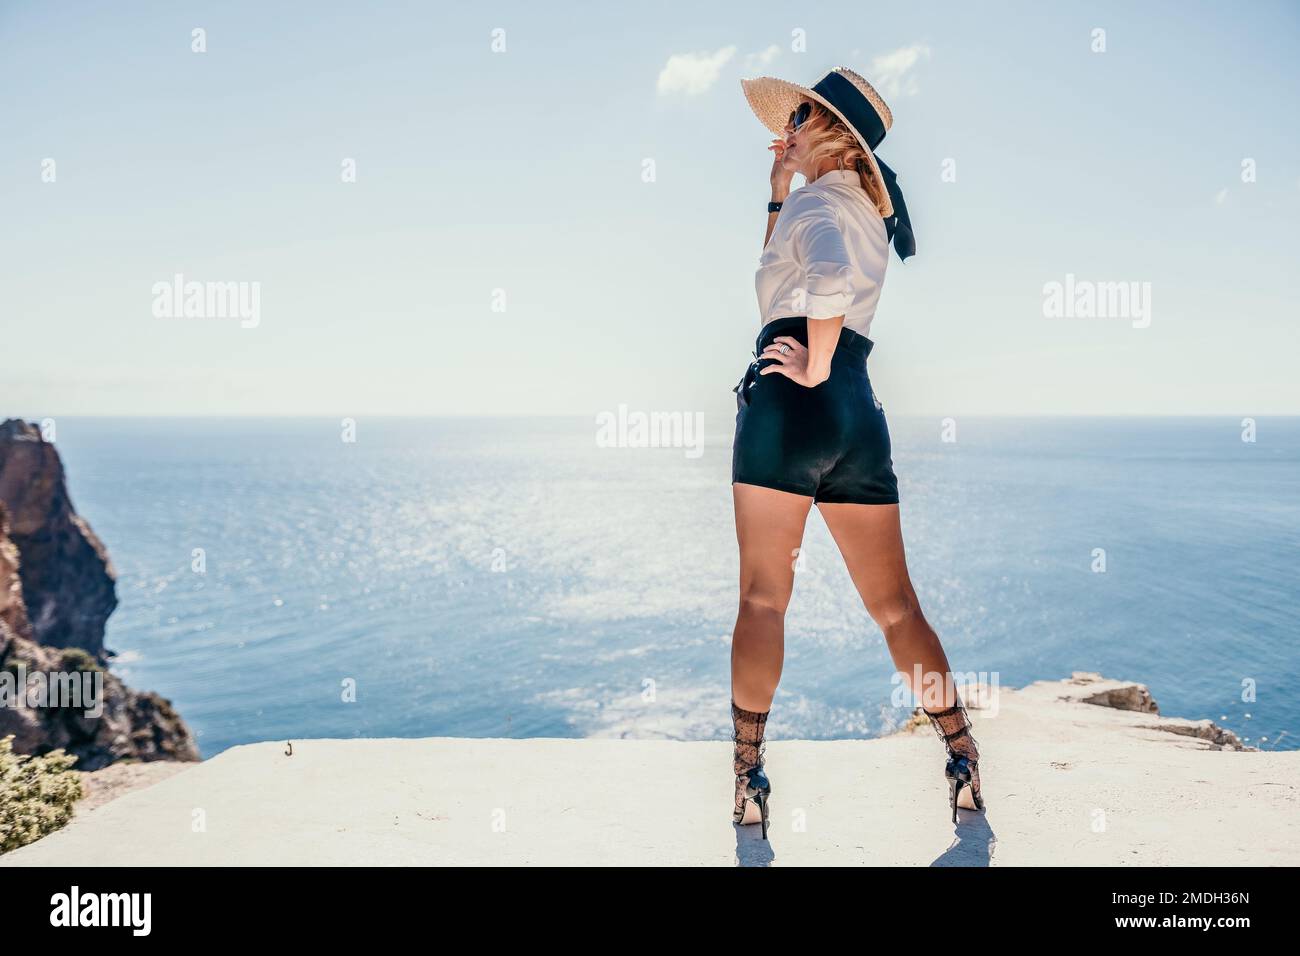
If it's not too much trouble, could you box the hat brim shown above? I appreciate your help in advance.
[740,76,894,219]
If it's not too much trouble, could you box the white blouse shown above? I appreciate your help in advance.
[755,167,890,339]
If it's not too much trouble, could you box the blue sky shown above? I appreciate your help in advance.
[3,0,1298,416]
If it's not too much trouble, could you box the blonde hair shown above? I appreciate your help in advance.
[794,102,889,217]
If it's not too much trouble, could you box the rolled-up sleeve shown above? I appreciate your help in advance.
[788,193,854,319]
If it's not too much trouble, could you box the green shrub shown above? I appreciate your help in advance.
[0,735,84,854]
[1,652,33,677]
[59,648,103,674]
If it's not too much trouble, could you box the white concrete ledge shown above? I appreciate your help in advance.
[4,677,1298,866]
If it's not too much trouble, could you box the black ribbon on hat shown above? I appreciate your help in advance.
[811,71,916,261]
[873,157,915,260]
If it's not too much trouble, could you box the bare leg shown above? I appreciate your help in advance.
[729,483,813,713]
[817,502,981,808]
[729,483,812,827]
[816,502,957,708]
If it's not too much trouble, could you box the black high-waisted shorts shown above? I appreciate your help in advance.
[731,316,899,504]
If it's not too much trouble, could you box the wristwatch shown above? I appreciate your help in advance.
[767,201,783,213]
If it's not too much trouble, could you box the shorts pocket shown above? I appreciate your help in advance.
[733,360,759,410]
[864,378,884,413]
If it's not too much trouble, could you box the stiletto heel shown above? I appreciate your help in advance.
[925,700,985,824]
[734,765,772,839]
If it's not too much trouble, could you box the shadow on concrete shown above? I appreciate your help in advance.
[734,824,776,867]
[930,808,995,867]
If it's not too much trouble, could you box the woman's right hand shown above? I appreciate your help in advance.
[769,138,793,200]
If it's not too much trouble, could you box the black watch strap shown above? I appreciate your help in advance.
[767,200,783,213]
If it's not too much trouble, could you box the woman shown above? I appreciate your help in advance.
[730,67,984,839]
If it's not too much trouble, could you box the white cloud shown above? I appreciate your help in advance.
[743,45,781,72]
[870,43,932,98]
[1214,188,1228,205]
[656,46,737,96]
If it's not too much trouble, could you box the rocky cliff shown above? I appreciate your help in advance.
[0,420,198,770]
[0,419,116,655]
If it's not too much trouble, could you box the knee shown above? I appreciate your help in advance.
[866,592,926,638]
[737,590,790,622]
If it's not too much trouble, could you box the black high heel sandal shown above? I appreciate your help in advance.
[733,765,771,840]
[731,700,772,839]
[925,702,985,824]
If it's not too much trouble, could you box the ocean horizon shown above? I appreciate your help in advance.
[34,415,1300,758]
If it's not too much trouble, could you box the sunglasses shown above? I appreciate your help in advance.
[788,101,813,131]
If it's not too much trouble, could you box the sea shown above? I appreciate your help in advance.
[44,416,1300,757]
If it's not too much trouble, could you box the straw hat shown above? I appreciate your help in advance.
[741,66,916,260]
[741,66,896,218]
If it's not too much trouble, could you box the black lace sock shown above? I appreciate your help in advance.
[925,700,981,795]
[731,700,769,776]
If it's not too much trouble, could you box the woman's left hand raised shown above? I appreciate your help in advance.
[758,336,830,388]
